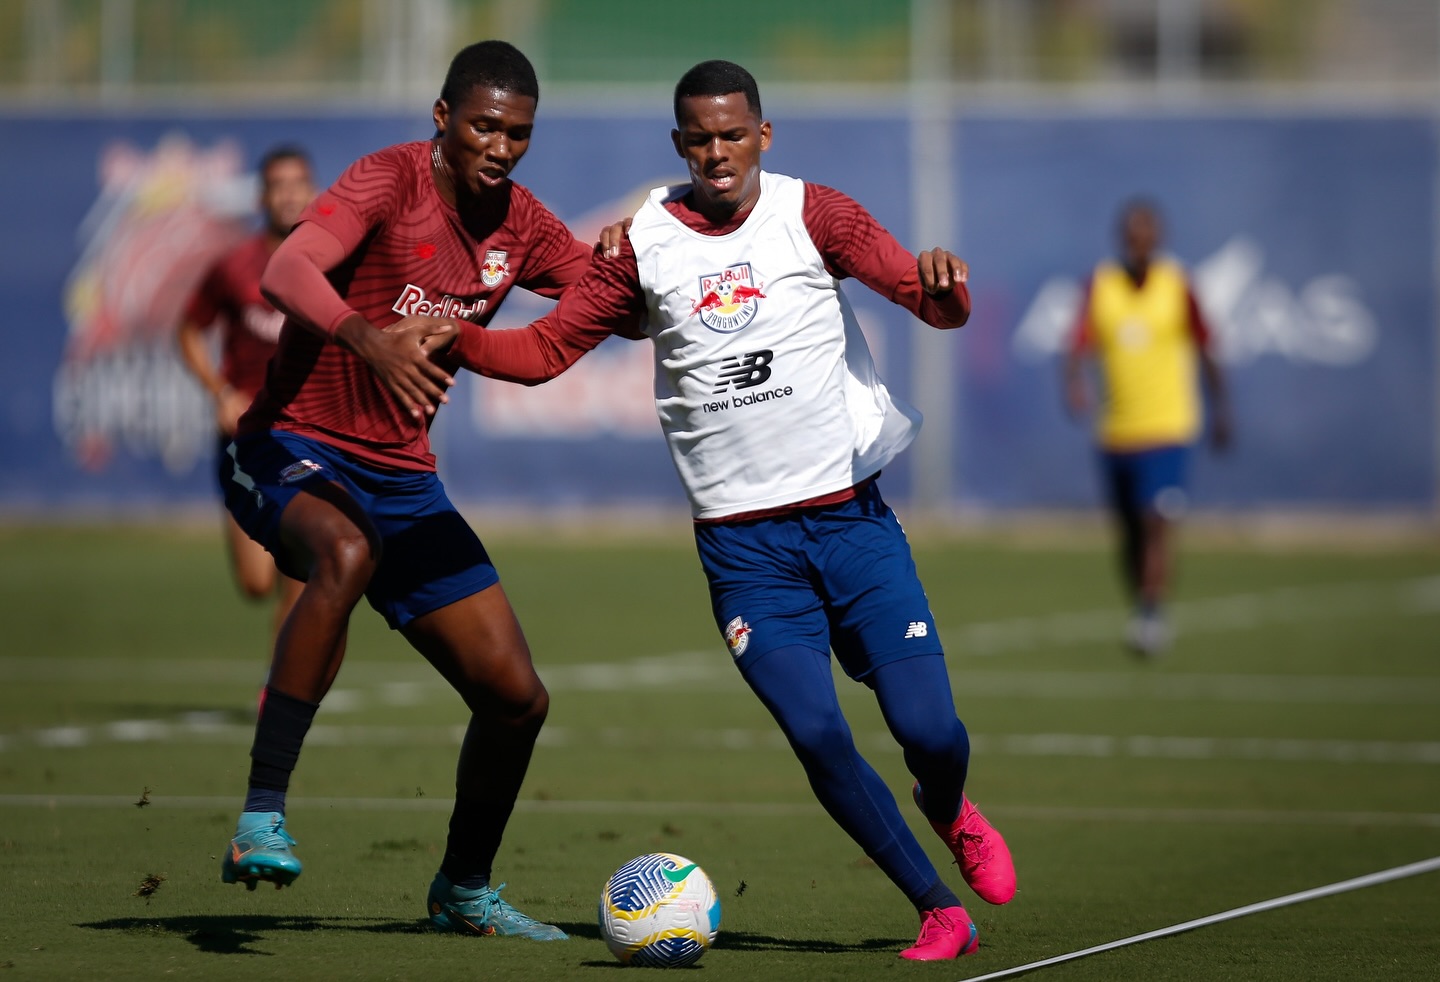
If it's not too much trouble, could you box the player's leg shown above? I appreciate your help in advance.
[225,511,278,600]
[1103,450,1145,607]
[815,481,1015,910]
[363,476,563,940]
[219,434,380,889]
[400,587,564,941]
[695,511,976,960]
[271,570,306,647]
[1130,445,1189,656]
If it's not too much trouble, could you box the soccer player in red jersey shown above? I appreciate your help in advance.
[178,146,314,639]
[426,60,1016,961]
[217,41,619,940]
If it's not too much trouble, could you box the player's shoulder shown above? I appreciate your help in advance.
[339,141,426,192]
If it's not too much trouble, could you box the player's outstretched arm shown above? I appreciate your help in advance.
[262,223,457,420]
[803,183,969,329]
[444,243,647,385]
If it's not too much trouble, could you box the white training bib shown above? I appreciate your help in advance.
[627,171,921,519]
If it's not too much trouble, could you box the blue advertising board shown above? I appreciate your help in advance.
[0,104,1432,513]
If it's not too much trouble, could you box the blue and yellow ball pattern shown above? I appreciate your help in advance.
[598,852,721,967]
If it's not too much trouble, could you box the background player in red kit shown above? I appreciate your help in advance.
[432,60,1016,961]
[217,41,614,940]
[178,145,314,639]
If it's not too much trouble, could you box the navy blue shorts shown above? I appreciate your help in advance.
[693,481,943,680]
[1101,444,1191,521]
[220,431,498,629]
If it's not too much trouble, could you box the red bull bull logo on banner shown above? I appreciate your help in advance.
[691,262,765,334]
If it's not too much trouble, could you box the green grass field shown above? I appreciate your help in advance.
[2,521,1438,981]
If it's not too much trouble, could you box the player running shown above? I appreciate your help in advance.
[177,145,314,640]
[218,40,625,941]
[1063,199,1231,656]
[425,60,1016,961]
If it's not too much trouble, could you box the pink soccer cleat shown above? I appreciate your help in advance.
[914,784,1017,905]
[899,905,979,961]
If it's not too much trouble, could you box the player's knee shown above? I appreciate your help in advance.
[310,530,378,594]
[895,715,968,764]
[783,711,852,763]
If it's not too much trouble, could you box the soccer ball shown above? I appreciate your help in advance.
[598,852,721,967]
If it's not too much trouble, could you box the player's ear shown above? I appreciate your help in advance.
[758,120,772,152]
[671,128,683,159]
[432,99,449,136]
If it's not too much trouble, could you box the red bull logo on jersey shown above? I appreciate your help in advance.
[480,250,510,288]
[691,263,766,334]
[391,283,487,321]
[723,616,752,658]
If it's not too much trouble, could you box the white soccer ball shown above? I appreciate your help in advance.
[598,852,721,967]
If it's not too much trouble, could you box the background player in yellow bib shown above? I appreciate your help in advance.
[1063,199,1232,656]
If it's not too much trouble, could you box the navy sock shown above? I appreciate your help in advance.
[869,655,970,827]
[440,793,513,891]
[243,686,319,816]
[741,645,949,910]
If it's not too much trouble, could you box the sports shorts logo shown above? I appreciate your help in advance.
[391,283,487,321]
[713,350,774,393]
[723,616,752,658]
[480,251,510,288]
[278,459,324,485]
[690,262,765,334]
[903,621,929,639]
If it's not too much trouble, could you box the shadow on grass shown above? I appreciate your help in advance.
[79,916,905,959]
[557,920,905,960]
[77,914,428,956]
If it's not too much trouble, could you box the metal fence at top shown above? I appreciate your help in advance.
[4,0,1439,103]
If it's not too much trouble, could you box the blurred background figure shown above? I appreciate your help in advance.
[176,145,315,640]
[1062,199,1231,657]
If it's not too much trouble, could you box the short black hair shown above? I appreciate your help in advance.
[440,40,539,108]
[673,60,761,124]
[258,144,311,178]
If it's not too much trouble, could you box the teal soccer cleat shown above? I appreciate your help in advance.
[221,811,302,890]
[426,872,569,941]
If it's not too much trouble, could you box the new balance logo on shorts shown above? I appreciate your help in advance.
[713,350,774,393]
[904,621,929,639]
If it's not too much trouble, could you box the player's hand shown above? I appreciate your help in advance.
[215,386,252,437]
[917,248,968,296]
[340,314,457,420]
[596,217,633,259]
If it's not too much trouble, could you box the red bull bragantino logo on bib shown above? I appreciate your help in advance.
[690,262,766,334]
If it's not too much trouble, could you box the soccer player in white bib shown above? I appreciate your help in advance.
[429,60,1016,960]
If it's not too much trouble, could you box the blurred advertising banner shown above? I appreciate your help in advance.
[0,108,1431,513]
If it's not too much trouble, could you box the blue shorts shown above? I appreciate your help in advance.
[693,481,943,681]
[220,431,498,629]
[1101,444,1191,521]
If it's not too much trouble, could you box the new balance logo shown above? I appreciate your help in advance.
[713,350,774,393]
[904,621,929,639]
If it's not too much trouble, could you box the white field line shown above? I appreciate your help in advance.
[5,717,1440,766]
[2,794,1438,829]
[956,856,1440,982]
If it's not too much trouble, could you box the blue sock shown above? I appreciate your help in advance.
[741,645,960,911]
[242,686,319,817]
[439,793,508,892]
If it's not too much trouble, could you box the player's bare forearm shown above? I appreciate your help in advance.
[176,321,225,399]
